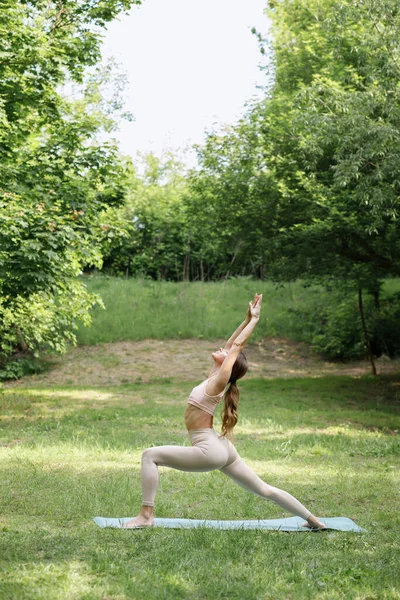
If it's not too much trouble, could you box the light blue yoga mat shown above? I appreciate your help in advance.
[93,516,365,532]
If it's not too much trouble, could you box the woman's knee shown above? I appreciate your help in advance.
[141,448,156,465]
[262,484,277,500]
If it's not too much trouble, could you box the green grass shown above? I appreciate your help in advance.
[75,275,400,345]
[76,275,301,344]
[1,374,399,599]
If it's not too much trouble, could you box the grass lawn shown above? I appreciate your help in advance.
[75,275,400,345]
[1,374,399,599]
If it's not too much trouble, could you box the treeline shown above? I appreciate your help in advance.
[103,0,400,291]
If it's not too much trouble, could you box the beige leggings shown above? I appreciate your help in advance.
[140,428,312,520]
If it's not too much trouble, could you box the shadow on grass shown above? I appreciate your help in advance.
[2,372,400,412]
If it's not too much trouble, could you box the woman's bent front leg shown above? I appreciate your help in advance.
[122,440,227,528]
[141,443,225,506]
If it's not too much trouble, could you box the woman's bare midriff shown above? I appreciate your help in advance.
[184,404,213,430]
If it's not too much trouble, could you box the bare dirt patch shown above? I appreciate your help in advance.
[4,338,399,388]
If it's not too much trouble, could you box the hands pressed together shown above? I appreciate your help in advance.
[247,293,262,321]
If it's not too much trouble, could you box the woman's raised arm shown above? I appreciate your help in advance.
[225,294,262,350]
[207,295,262,394]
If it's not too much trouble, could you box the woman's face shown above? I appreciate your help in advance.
[211,347,228,364]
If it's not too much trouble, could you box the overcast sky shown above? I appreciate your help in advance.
[100,0,270,164]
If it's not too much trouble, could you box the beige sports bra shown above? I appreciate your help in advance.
[187,377,226,416]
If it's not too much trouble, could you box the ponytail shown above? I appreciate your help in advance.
[219,351,248,441]
[220,380,240,441]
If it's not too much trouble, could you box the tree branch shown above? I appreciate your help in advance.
[338,236,392,269]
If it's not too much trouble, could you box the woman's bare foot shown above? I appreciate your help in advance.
[302,514,327,530]
[122,515,154,528]
[122,506,154,528]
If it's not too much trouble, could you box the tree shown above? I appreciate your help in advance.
[188,0,400,367]
[187,110,277,280]
[0,0,140,368]
[261,0,400,285]
[102,151,191,280]
[263,0,400,370]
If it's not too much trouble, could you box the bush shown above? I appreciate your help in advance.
[0,357,47,381]
[370,292,400,358]
[309,297,368,360]
[288,288,400,361]
[0,282,103,363]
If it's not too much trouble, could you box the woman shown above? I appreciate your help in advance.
[123,294,326,530]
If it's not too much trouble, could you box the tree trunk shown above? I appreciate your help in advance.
[183,252,190,281]
[125,254,132,278]
[372,288,380,311]
[358,286,377,376]
[224,244,240,280]
[14,326,28,352]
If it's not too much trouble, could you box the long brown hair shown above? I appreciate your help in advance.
[220,351,248,440]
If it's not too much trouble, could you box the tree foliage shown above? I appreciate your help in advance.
[189,0,400,287]
[102,152,190,279]
[263,0,400,286]
[0,0,140,365]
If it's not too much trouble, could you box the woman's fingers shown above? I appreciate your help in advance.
[250,294,263,313]
[253,294,262,307]
[251,294,263,311]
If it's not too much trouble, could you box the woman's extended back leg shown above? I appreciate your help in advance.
[219,456,312,520]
